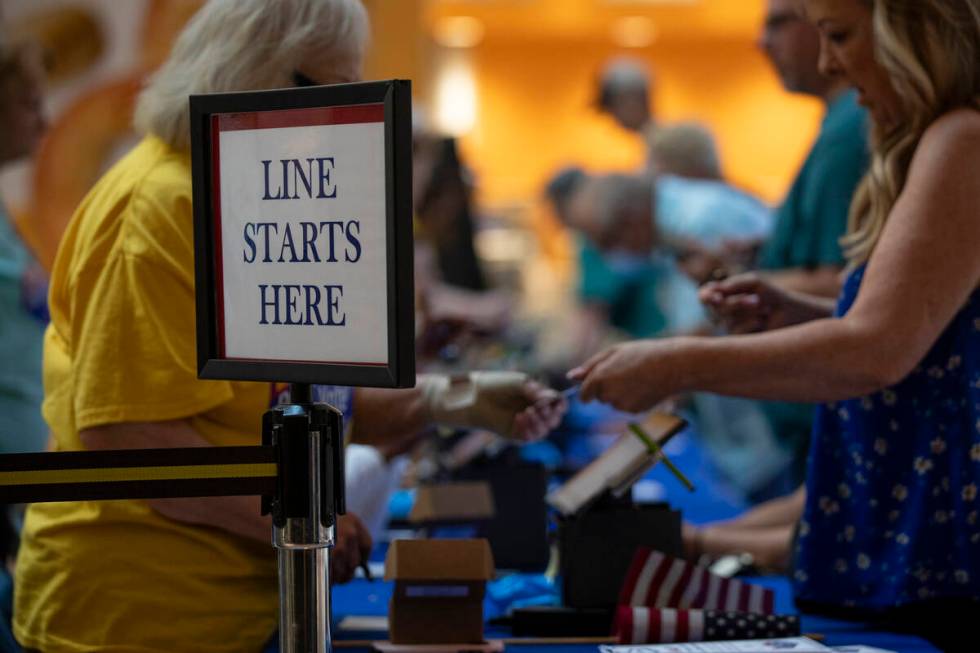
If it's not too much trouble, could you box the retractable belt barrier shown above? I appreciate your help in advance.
[0,400,345,530]
[0,445,277,504]
[0,394,346,653]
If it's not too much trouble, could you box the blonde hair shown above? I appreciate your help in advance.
[843,0,980,266]
[134,0,368,151]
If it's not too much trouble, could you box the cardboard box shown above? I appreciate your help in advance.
[408,482,495,524]
[384,539,494,644]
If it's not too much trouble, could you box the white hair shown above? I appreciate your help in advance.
[134,0,369,150]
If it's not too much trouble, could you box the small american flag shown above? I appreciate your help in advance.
[619,548,775,613]
[613,607,802,644]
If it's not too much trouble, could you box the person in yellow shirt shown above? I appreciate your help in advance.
[13,1,565,651]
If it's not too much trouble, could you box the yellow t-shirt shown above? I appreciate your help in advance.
[15,136,279,653]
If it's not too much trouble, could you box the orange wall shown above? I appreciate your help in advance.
[457,38,825,210]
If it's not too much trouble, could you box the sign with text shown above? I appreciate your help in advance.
[191,80,414,387]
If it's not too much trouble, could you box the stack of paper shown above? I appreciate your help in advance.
[599,636,829,653]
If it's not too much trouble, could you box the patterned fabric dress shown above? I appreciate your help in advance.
[794,265,980,609]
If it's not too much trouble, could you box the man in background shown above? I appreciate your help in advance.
[0,36,48,651]
[596,58,653,137]
[744,0,870,496]
[755,0,868,296]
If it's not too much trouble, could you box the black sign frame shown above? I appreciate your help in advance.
[190,79,414,388]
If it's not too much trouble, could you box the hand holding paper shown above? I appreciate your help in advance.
[419,371,567,441]
[568,339,689,413]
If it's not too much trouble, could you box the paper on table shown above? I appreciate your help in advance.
[546,413,686,516]
[599,636,830,653]
[337,616,389,632]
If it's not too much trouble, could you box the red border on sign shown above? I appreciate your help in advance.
[209,102,387,366]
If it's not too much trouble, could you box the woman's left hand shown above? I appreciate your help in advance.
[568,339,686,413]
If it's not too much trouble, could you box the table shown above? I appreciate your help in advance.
[264,575,936,653]
[264,417,940,652]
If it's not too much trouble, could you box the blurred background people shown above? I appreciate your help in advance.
[573,0,980,648]
[749,0,870,493]
[0,41,48,456]
[0,35,48,653]
[596,57,654,137]
[754,0,868,294]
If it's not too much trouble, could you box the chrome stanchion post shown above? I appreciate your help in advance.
[265,383,346,653]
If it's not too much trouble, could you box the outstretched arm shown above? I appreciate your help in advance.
[572,111,980,411]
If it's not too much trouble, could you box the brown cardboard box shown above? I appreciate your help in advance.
[408,482,495,524]
[384,539,494,644]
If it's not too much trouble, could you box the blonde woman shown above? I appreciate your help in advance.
[573,0,979,648]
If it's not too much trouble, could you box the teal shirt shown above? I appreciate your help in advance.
[0,205,48,454]
[577,238,704,338]
[759,91,869,465]
[760,90,869,270]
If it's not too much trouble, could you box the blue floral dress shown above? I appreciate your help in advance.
[794,265,980,609]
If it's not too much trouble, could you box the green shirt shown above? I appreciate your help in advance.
[758,91,869,470]
[760,90,869,270]
[577,238,704,338]
[0,205,47,454]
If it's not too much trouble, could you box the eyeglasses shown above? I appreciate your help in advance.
[292,71,319,88]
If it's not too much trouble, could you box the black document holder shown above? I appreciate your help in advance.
[458,461,550,572]
[558,500,683,609]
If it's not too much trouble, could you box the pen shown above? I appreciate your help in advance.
[359,560,373,582]
[628,422,695,493]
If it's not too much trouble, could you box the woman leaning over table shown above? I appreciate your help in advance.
[572,0,980,650]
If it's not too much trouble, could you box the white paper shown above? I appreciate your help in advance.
[218,121,389,365]
[600,637,830,653]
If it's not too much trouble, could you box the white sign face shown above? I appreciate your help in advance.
[212,106,389,366]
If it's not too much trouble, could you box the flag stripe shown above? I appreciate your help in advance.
[661,608,676,643]
[704,573,722,610]
[630,551,664,606]
[688,609,704,640]
[675,608,689,642]
[632,606,648,644]
[679,565,705,608]
[648,605,661,642]
[737,581,751,612]
[620,549,650,605]
[654,559,688,607]
[748,584,764,613]
[643,553,674,607]
[723,579,741,611]
[666,561,695,608]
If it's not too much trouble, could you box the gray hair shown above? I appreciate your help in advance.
[649,122,722,180]
[590,172,655,232]
[134,0,368,150]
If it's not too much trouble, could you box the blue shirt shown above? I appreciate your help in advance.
[576,177,771,338]
[656,174,773,249]
[794,265,980,609]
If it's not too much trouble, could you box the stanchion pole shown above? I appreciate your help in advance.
[268,383,345,653]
